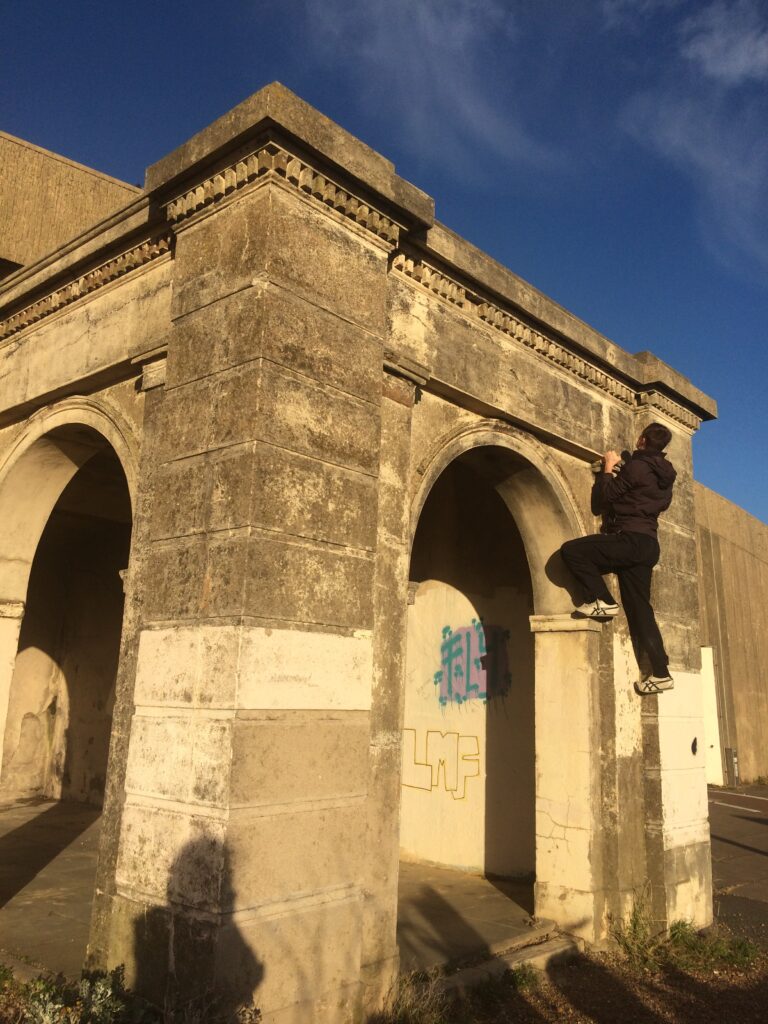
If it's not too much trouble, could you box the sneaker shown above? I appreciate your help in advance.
[634,675,674,696]
[573,599,620,620]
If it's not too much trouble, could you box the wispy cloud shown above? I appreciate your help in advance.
[621,0,768,280]
[303,0,554,173]
[680,0,768,84]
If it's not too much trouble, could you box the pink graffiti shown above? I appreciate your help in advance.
[433,619,511,706]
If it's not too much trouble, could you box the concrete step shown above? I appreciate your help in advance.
[438,928,581,995]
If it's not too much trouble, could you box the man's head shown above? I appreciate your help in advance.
[637,422,672,452]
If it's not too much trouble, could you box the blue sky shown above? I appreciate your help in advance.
[3,0,768,519]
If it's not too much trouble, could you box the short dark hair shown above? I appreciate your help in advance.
[641,422,672,451]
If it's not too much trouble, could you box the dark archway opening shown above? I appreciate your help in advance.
[397,447,536,970]
[0,441,132,974]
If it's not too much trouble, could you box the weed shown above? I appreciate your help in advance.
[610,885,664,970]
[368,970,451,1024]
[611,887,761,977]
[506,962,539,992]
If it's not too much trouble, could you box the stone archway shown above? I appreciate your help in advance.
[400,425,608,947]
[0,400,138,973]
[0,398,138,775]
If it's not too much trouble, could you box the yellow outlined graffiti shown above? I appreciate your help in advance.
[401,727,480,800]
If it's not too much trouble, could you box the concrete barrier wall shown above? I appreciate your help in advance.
[694,482,768,783]
[0,132,140,272]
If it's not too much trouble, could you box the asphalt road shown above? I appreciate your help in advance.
[709,784,768,946]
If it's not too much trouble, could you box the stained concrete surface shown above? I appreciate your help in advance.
[0,798,100,976]
[397,859,539,970]
[709,784,768,945]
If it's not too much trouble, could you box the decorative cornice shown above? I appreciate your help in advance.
[638,391,701,432]
[392,252,467,308]
[392,251,703,427]
[475,299,635,407]
[0,235,172,343]
[166,142,400,247]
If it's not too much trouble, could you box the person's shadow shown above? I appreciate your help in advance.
[132,834,264,1021]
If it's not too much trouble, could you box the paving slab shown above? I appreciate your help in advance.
[0,798,101,977]
[397,859,543,971]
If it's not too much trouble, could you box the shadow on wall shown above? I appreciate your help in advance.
[544,549,581,606]
[132,836,264,1021]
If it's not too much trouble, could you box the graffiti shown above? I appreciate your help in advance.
[433,619,511,706]
[401,727,480,800]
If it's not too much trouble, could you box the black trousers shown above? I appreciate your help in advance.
[560,532,669,677]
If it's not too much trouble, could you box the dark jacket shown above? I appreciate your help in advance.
[595,450,676,536]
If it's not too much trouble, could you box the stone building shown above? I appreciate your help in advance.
[0,84,726,1020]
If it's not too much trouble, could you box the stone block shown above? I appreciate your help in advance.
[125,713,232,807]
[171,188,272,317]
[534,882,600,943]
[210,360,263,449]
[229,711,369,807]
[171,186,389,334]
[243,535,374,629]
[226,803,364,911]
[151,455,209,539]
[250,443,378,550]
[135,623,373,712]
[535,826,593,892]
[169,274,382,398]
[156,374,217,461]
[143,537,207,623]
[218,895,362,1019]
[260,284,382,402]
[236,626,374,711]
[167,286,265,388]
[201,532,249,617]
[265,187,388,334]
[663,839,713,929]
[134,624,242,709]
[209,444,256,532]
[115,801,227,908]
[652,568,700,623]
[258,361,380,475]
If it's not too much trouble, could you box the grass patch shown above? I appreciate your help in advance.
[665,919,759,972]
[506,963,539,992]
[611,886,760,974]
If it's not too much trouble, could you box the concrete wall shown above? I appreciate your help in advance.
[0,132,141,274]
[695,482,768,783]
[0,84,721,1021]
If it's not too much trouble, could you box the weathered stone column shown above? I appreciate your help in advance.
[88,365,165,970]
[360,369,418,1011]
[636,412,712,932]
[530,614,609,944]
[104,161,403,1020]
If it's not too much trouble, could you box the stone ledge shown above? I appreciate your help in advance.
[530,614,604,633]
[145,82,434,228]
[417,221,716,421]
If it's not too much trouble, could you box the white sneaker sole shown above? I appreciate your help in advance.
[634,678,674,695]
